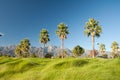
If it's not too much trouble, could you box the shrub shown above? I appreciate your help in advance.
[88,50,98,58]
[29,53,37,58]
[45,53,53,58]
[102,54,108,58]
[110,52,120,58]
[72,45,85,57]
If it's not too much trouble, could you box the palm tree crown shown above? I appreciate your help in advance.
[56,23,69,40]
[84,18,102,37]
[15,38,31,57]
[111,41,119,53]
[99,43,106,55]
[40,29,50,45]
[20,38,31,52]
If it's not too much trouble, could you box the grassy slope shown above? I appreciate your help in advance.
[0,57,120,80]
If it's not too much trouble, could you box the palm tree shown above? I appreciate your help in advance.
[56,23,69,49]
[99,43,105,55]
[15,45,22,57]
[84,18,102,58]
[111,41,119,54]
[111,41,119,58]
[15,38,31,57]
[40,29,50,58]
[56,23,69,58]
[20,38,31,57]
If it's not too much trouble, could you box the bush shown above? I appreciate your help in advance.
[29,53,37,58]
[88,50,98,58]
[45,53,53,58]
[97,54,108,58]
[110,52,120,58]
[72,45,85,57]
[0,54,2,57]
[102,54,108,58]
[59,51,67,58]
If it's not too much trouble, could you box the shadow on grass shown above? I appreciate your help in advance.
[54,59,89,69]
[72,59,89,67]
[0,60,40,78]
[0,58,14,65]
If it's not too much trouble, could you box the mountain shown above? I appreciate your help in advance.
[0,45,72,57]
[0,45,111,58]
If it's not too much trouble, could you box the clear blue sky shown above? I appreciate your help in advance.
[0,0,120,51]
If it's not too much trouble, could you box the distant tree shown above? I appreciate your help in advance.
[111,41,119,58]
[99,43,106,55]
[15,38,31,57]
[59,51,67,58]
[72,45,85,57]
[102,54,108,58]
[89,50,98,58]
[29,53,37,58]
[45,53,53,58]
[21,39,31,57]
[84,18,102,58]
[39,29,50,58]
[111,41,119,53]
[15,45,22,57]
[56,23,69,58]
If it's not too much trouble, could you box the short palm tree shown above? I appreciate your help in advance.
[99,43,105,55]
[15,38,31,57]
[111,41,119,54]
[20,39,31,53]
[84,18,102,58]
[56,23,69,58]
[15,45,22,57]
[40,29,50,58]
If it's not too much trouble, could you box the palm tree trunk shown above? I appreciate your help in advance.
[92,36,95,58]
[61,39,64,49]
[43,43,45,58]
[61,39,64,58]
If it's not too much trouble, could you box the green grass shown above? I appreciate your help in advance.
[0,57,120,80]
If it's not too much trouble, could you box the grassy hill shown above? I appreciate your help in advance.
[0,57,120,80]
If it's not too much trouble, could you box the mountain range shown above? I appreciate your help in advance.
[0,45,72,57]
[0,45,111,58]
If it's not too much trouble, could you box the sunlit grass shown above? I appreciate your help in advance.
[0,57,120,80]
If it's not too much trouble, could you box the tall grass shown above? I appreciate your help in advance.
[0,57,120,80]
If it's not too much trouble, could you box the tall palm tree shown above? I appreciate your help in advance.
[56,23,69,58]
[111,41,119,54]
[56,23,69,49]
[84,18,102,58]
[99,43,105,55]
[40,29,50,58]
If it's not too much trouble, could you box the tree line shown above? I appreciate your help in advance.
[1,18,119,58]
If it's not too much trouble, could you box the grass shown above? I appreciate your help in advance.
[0,57,120,80]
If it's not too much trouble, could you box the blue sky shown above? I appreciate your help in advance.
[0,0,120,51]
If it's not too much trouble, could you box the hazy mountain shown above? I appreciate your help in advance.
[0,45,72,57]
[0,45,111,58]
